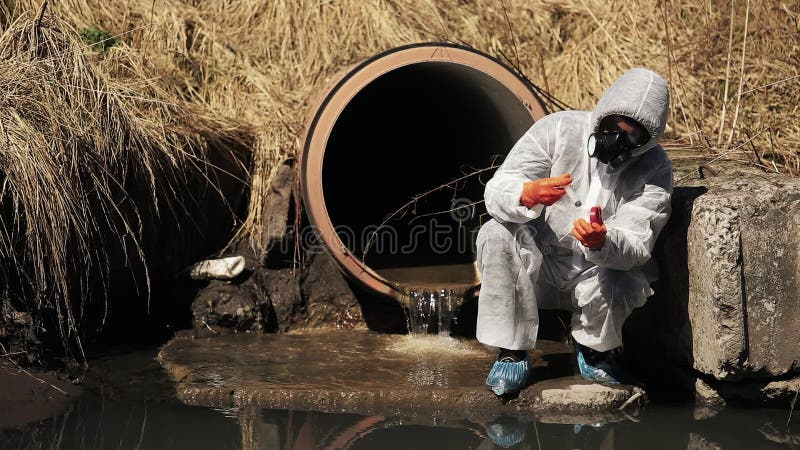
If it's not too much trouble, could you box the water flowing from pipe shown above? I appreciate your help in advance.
[403,288,460,336]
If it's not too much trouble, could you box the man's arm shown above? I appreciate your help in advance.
[485,118,556,223]
[579,155,673,271]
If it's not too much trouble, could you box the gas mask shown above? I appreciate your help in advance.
[587,116,650,169]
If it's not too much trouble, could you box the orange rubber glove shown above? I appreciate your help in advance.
[520,173,573,208]
[572,217,607,250]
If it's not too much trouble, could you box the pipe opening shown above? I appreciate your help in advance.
[322,61,535,290]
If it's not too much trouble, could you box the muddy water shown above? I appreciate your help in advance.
[1,345,799,449]
[0,349,241,449]
[376,262,480,335]
[233,406,800,449]
[376,262,481,290]
[163,331,504,392]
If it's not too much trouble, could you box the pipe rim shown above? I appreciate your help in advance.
[300,42,547,299]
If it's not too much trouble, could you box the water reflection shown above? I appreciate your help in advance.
[230,407,799,450]
[2,392,242,450]
[2,348,799,450]
[2,383,799,449]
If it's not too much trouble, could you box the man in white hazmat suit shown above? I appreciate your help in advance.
[476,68,672,395]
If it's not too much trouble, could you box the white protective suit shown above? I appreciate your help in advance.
[476,68,673,352]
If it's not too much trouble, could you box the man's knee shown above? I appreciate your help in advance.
[476,220,518,268]
[573,268,651,312]
[477,219,537,249]
[477,219,514,245]
[477,219,543,276]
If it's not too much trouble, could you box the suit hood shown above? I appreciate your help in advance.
[590,68,670,157]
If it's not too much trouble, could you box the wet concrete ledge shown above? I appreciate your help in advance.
[158,330,645,424]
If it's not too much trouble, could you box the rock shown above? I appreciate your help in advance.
[187,157,365,333]
[688,433,722,450]
[189,235,365,334]
[0,304,42,366]
[695,378,724,407]
[686,187,746,380]
[694,378,725,419]
[762,378,800,404]
[191,273,267,334]
[737,182,800,378]
[261,268,302,332]
[758,422,800,446]
[299,250,364,329]
[530,382,645,420]
[689,175,800,380]
[708,376,800,408]
[262,162,295,246]
[626,172,800,382]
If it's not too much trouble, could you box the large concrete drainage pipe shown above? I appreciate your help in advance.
[300,43,546,301]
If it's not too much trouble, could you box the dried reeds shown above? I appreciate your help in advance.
[0,0,798,355]
[3,0,792,247]
[0,8,250,360]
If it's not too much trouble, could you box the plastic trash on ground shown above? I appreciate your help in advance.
[190,256,245,280]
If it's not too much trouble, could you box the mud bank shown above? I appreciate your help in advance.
[0,360,80,429]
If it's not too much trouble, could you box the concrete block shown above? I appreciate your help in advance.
[627,173,800,381]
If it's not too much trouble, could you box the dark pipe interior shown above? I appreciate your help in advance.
[323,62,534,286]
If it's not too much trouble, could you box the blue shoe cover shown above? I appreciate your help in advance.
[576,345,621,384]
[485,358,530,395]
[486,420,527,448]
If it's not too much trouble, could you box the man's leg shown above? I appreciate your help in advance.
[570,267,652,351]
[475,219,545,395]
[475,219,543,351]
[570,267,653,382]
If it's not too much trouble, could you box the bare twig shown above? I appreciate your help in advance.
[744,129,767,170]
[1,343,69,396]
[727,0,750,146]
[674,132,769,183]
[500,0,521,69]
[200,319,218,335]
[424,0,450,41]
[532,416,543,450]
[741,74,800,97]
[716,0,736,147]
[134,400,148,450]
[537,53,551,94]
[362,165,499,259]
[788,379,799,428]
[497,48,573,112]
[408,200,485,224]
[34,0,47,30]
[618,391,644,411]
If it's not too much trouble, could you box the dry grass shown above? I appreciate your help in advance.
[3,4,797,201]
[0,0,798,354]
[3,0,793,245]
[0,6,250,360]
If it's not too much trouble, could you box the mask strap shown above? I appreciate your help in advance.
[608,150,633,169]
